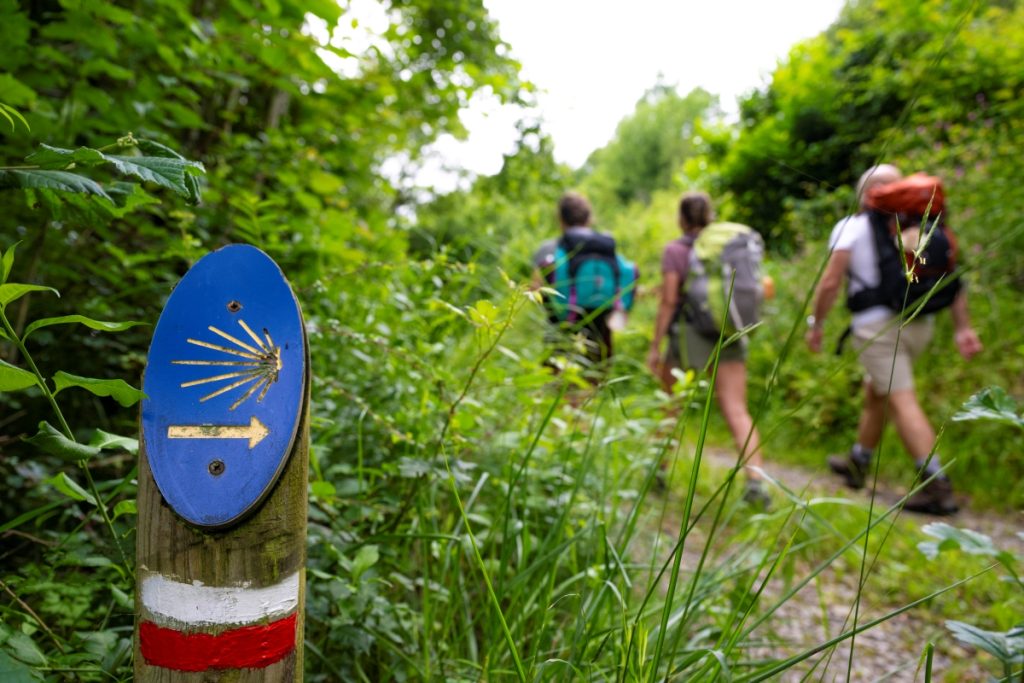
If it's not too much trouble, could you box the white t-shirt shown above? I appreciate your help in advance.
[828,213,891,329]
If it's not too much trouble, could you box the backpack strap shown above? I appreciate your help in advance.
[559,231,617,277]
[673,234,698,323]
[846,211,899,313]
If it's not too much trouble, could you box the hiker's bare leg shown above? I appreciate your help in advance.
[856,381,888,450]
[714,360,763,478]
[887,389,936,460]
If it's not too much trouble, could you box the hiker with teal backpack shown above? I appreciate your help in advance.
[806,165,982,515]
[534,192,638,370]
[647,192,771,507]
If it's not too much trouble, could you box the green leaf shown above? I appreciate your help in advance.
[88,429,139,455]
[0,650,41,683]
[0,631,46,668]
[104,154,205,202]
[0,103,29,133]
[52,371,145,407]
[918,522,998,560]
[45,471,98,505]
[0,358,38,392]
[25,144,104,169]
[25,421,101,462]
[0,169,112,200]
[952,386,1024,430]
[110,584,134,610]
[112,499,137,520]
[945,620,1024,664]
[23,314,145,340]
[0,74,36,107]
[1,240,18,283]
[311,480,336,500]
[351,545,379,582]
[33,140,204,202]
[0,282,59,308]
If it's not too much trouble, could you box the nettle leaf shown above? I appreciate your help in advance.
[0,358,38,392]
[945,620,1024,664]
[45,471,98,505]
[25,144,106,169]
[918,522,998,560]
[88,429,139,455]
[52,371,145,407]
[104,154,204,203]
[11,140,205,203]
[0,169,112,199]
[25,421,101,462]
[0,282,59,308]
[23,314,145,340]
[952,386,1024,430]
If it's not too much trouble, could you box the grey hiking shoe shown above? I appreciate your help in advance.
[827,453,868,489]
[904,477,959,516]
[742,480,771,510]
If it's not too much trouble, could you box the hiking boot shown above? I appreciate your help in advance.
[827,453,867,489]
[742,480,771,510]
[904,477,959,516]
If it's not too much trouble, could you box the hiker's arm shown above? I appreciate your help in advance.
[950,290,982,360]
[646,271,681,372]
[806,249,850,353]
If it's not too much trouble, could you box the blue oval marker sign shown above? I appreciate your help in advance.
[142,245,306,528]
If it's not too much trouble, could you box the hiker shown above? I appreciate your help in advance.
[806,165,983,515]
[646,191,770,507]
[533,192,637,371]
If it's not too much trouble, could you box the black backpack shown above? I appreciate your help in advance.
[847,210,961,316]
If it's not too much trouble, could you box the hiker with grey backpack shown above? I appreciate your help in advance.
[806,165,983,515]
[647,191,771,508]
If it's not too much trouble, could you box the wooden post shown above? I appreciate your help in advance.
[135,246,309,680]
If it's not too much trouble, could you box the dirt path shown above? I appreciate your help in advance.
[658,448,1023,682]
[739,450,1024,557]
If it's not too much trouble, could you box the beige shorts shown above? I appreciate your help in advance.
[852,316,934,394]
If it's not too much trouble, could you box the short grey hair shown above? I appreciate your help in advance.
[856,164,902,207]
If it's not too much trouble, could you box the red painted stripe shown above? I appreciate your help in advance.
[140,613,296,671]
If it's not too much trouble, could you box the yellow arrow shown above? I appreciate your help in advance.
[167,416,270,449]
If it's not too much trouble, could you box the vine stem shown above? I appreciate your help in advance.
[0,577,65,653]
[1,310,72,437]
[436,291,530,682]
[0,310,133,575]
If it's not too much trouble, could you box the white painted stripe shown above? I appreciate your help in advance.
[141,571,300,626]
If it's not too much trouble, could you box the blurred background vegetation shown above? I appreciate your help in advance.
[1,0,1021,680]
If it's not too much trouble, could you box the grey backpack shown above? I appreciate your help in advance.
[683,222,765,341]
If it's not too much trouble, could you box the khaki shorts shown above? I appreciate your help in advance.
[665,320,746,371]
[853,316,934,394]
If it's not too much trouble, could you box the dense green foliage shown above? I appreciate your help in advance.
[1,0,1022,681]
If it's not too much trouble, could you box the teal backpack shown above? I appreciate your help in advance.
[545,231,638,323]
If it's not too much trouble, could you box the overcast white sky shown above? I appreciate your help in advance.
[313,0,848,189]
[424,0,847,185]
